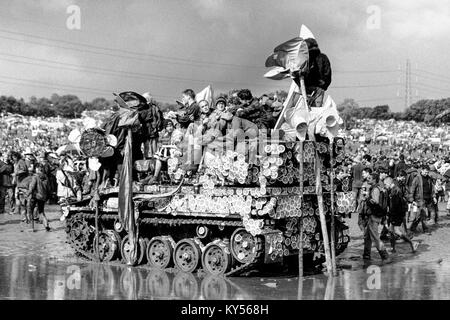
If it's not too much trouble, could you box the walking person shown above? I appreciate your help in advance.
[384,177,419,253]
[351,156,365,218]
[4,152,15,214]
[0,152,13,215]
[421,165,438,224]
[435,178,445,203]
[409,165,430,233]
[405,162,420,222]
[443,164,450,216]
[358,174,392,263]
[27,164,51,231]
[11,151,29,221]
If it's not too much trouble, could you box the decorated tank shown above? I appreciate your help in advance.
[62,27,355,276]
[62,131,354,276]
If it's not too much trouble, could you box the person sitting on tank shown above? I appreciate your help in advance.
[227,89,263,127]
[141,119,183,185]
[218,95,259,164]
[175,89,201,130]
[210,96,234,132]
[195,99,232,161]
[291,38,332,108]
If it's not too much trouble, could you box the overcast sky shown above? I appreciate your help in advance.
[1,0,450,111]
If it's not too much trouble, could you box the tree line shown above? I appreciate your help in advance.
[337,97,450,129]
[6,92,445,125]
[0,90,289,119]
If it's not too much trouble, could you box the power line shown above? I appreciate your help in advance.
[330,83,398,89]
[0,12,263,57]
[333,70,399,74]
[415,81,450,92]
[356,97,402,103]
[0,52,394,91]
[0,28,264,70]
[415,85,450,96]
[0,28,409,76]
[0,52,287,89]
[415,68,450,82]
[412,71,450,86]
[0,75,176,100]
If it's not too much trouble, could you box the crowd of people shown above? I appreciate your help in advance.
[341,146,450,263]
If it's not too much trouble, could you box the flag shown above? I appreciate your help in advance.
[299,24,315,40]
[264,37,309,80]
[265,37,302,67]
[195,85,214,106]
[118,128,137,265]
[263,67,291,80]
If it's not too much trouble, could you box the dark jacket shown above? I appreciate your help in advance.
[405,168,418,191]
[102,109,146,162]
[139,104,163,139]
[362,183,381,217]
[0,160,13,187]
[421,175,435,201]
[394,160,408,177]
[304,41,332,94]
[236,99,261,121]
[388,184,407,225]
[102,110,128,153]
[177,102,200,129]
[444,169,450,191]
[389,184,406,215]
[408,173,423,206]
[27,173,49,201]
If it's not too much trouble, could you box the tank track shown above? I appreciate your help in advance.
[225,235,264,276]
[64,212,263,275]
[64,211,344,276]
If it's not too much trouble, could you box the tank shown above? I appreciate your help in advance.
[62,135,354,276]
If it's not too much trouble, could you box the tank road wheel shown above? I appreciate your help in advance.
[120,235,146,266]
[173,239,201,273]
[230,228,261,264]
[173,272,199,299]
[146,236,175,270]
[201,241,232,276]
[94,230,121,262]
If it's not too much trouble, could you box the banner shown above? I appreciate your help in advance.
[118,128,137,265]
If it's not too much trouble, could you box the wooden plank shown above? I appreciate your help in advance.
[329,138,337,276]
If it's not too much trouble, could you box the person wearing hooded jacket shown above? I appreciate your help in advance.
[301,38,332,108]
[443,166,450,216]
[0,152,13,215]
[408,165,429,233]
[27,163,51,231]
[405,163,419,222]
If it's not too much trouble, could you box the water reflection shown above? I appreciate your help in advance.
[0,255,450,300]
